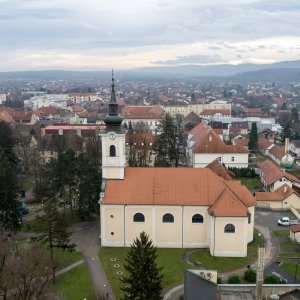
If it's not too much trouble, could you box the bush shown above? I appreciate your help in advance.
[244,269,256,283]
[217,277,223,284]
[264,275,280,284]
[227,167,256,178]
[228,275,241,284]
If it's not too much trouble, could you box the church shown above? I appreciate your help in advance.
[99,74,256,257]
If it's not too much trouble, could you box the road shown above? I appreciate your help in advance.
[70,219,116,300]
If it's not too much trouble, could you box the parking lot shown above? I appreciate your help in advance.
[255,209,295,232]
[255,208,300,283]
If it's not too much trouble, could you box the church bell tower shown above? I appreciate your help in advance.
[100,71,126,180]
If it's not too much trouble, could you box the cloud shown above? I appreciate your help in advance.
[0,0,300,70]
[151,54,223,65]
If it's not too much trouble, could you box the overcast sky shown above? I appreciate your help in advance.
[1,0,300,71]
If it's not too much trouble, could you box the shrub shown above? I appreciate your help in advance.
[244,269,256,283]
[217,277,223,284]
[228,275,241,284]
[264,275,280,284]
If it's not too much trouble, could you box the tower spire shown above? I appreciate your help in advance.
[104,69,123,128]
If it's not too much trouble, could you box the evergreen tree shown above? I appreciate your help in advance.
[76,153,101,220]
[0,152,20,231]
[248,122,258,151]
[153,114,186,167]
[121,231,163,300]
[292,107,299,123]
[0,121,17,166]
[281,102,288,110]
[281,122,293,141]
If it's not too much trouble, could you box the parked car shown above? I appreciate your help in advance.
[278,217,300,226]
[271,272,288,283]
[18,202,29,215]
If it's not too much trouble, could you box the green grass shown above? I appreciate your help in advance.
[55,264,95,300]
[255,153,268,163]
[273,230,290,237]
[281,262,300,281]
[189,242,257,273]
[26,203,42,213]
[280,241,298,249]
[278,252,300,258]
[99,247,193,300]
[20,209,82,233]
[53,248,83,269]
[238,177,262,190]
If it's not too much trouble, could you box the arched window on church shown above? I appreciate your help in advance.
[224,224,235,233]
[133,213,145,222]
[162,213,174,223]
[192,214,204,223]
[110,145,116,157]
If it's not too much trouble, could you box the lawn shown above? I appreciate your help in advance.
[99,247,193,300]
[55,264,95,300]
[281,262,300,281]
[17,238,83,270]
[20,209,82,233]
[238,177,262,190]
[189,241,257,273]
[273,230,290,237]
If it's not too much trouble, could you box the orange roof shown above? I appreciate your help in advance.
[258,138,273,150]
[244,108,262,114]
[256,184,297,201]
[0,111,15,124]
[269,145,285,159]
[190,122,248,154]
[290,224,300,233]
[102,168,256,217]
[259,160,300,185]
[206,159,233,180]
[126,132,154,145]
[234,138,249,147]
[122,106,165,119]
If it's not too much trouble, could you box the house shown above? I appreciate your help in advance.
[99,75,256,257]
[205,159,234,180]
[290,225,300,243]
[232,137,249,150]
[230,121,249,135]
[268,144,294,166]
[122,106,165,133]
[188,122,248,168]
[256,184,300,210]
[258,138,274,155]
[290,140,300,158]
[259,160,300,192]
[258,128,276,142]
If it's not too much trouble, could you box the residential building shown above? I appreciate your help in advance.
[0,93,6,105]
[256,184,300,210]
[200,109,231,119]
[259,160,300,192]
[122,106,165,133]
[188,122,249,168]
[290,140,300,158]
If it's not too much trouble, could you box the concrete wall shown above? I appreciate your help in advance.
[219,284,300,299]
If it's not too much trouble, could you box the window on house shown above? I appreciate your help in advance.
[231,157,235,162]
[162,213,174,223]
[192,214,204,223]
[248,214,251,224]
[110,145,116,157]
[133,213,145,223]
[224,224,235,233]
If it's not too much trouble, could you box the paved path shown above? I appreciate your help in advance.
[71,219,116,300]
[55,260,84,276]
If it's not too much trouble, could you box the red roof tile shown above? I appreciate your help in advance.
[102,168,256,217]
[122,106,165,119]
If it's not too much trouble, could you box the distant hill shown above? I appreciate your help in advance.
[1,60,300,81]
